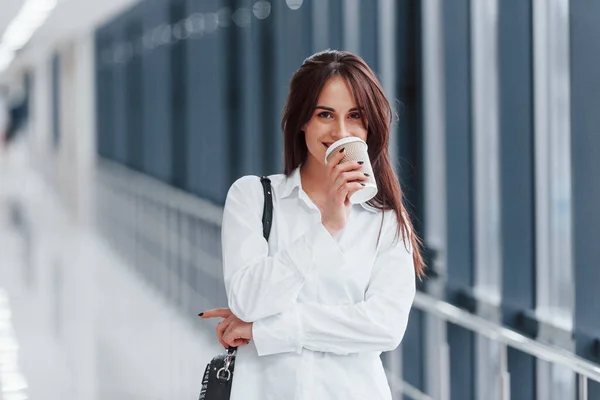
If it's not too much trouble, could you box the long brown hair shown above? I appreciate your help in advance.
[281,50,425,278]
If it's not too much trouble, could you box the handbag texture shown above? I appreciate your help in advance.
[198,176,273,400]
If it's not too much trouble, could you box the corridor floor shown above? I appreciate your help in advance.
[0,146,222,400]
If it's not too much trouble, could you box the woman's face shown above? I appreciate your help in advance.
[303,76,367,166]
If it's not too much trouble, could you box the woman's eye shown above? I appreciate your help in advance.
[349,112,361,120]
[318,111,333,119]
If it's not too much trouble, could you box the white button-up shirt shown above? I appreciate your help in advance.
[221,167,416,400]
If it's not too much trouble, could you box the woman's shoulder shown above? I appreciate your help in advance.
[230,174,260,189]
[230,173,286,187]
[227,173,287,198]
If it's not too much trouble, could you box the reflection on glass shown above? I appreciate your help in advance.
[232,8,252,28]
[217,7,232,28]
[173,20,190,40]
[186,13,205,37]
[204,13,219,33]
[253,0,271,19]
[160,24,172,45]
[143,31,154,49]
[286,0,303,10]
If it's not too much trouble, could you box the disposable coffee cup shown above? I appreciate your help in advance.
[324,137,378,204]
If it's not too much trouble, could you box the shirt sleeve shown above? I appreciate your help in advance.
[252,214,416,356]
[222,176,346,323]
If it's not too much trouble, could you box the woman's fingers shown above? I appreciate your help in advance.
[346,182,367,202]
[222,328,240,347]
[327,146,347,168]
[200,308,251,348]
[336,160,365,173]
[333,171,368,200]
[332,161,365,184]
[332,158,362,174]
[216,317,235,347]
[228,338,250,347]
[222,320,252,347]
[200,308,233,319]
[334,170,368,188]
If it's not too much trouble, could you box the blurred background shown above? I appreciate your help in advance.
[0,0,599,399]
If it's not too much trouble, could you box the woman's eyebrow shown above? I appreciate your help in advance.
[315,105,335,112]
[315,106,363,112]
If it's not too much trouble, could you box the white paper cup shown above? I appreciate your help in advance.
[324,137,378,204]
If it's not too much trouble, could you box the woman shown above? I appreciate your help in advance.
[200,50,425,400]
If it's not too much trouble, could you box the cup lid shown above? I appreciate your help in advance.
[324,137,368,163]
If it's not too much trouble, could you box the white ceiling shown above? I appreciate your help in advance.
[32,0,141,47]
[0,0,25,37]
[1,0,140,77]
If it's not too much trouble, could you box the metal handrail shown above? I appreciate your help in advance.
[386,369,433,400]
[413,291,600,383]
[96,158,224,226]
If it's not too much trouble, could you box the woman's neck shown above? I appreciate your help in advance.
[299,157,329,206]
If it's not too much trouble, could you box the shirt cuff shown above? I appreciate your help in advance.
[283,223,345,279]
[252,305,302,357]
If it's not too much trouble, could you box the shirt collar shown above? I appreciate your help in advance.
[281,167,378,213]
[281,167,302,199]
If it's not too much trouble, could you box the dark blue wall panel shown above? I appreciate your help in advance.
[498,1,536,399]
[443,0,473,298]
[125,5,145,172]
[396,0,423,232]
[111,17,128,165]
[170,0,188,189]
[224,0,243,183]
[257,1,276,177]
[328,0,344,51]
[443,0,474,398]
[448,324,475,400]
[186,0,229,203]
[359,0,378,72]
[571,0,600,397]
[396,1,425,396]
[96,23,115,159]
[234,0,271,178]
[402,309,424,399]
[142,0,173,182]
[272,0,313,174]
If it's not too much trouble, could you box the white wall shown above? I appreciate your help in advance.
[21,32,97,227]
[1,0,141,225]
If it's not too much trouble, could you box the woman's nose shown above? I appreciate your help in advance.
[331,120,351,140]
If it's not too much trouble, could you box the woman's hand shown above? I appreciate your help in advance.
[200,308,252,348]
[322,148,368,236]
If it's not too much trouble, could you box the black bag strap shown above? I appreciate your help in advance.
[260,176,273,241]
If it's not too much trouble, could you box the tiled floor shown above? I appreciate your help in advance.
[0,145,223,400]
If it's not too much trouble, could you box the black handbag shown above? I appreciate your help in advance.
[198,176,273,400]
